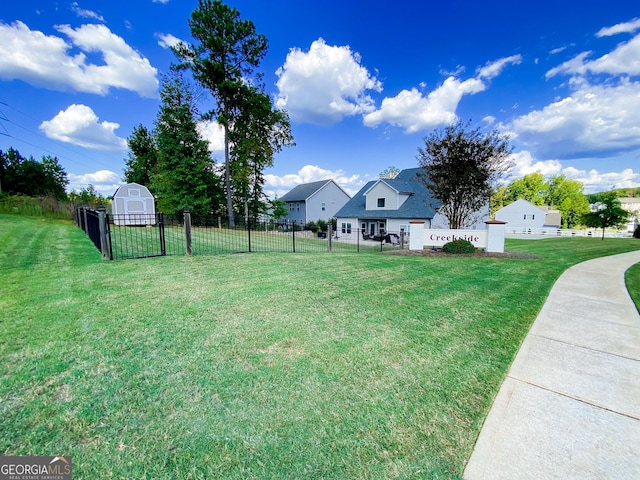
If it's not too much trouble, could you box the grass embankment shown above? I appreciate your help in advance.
[1,214,639,479]
[626,262,640,313]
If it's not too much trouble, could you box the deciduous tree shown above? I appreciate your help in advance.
[582,192,630,240]
[417,121,512,229]
[379,166,400,179]
[0,148,68,199]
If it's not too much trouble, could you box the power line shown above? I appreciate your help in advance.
[0,97,128,173]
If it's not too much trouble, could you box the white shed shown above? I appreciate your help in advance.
[495,199,546,230]
[112,182,156,225]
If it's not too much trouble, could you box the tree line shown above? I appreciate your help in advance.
[412,121,631,235]
[0,147,68,200]
[124,0,294,223]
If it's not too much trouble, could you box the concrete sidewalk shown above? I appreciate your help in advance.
[464,250,640,480]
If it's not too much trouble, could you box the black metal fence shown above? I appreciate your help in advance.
[75,207,407,260]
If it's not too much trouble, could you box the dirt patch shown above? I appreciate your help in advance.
[383,248,541,259]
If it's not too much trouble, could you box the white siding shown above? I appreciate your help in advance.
[365,182,397,210]
[495,199,546,229]
[305,181,351,222]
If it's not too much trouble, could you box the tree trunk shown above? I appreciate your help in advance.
[224,123,234,227]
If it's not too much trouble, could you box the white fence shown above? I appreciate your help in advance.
[506,227,630,238]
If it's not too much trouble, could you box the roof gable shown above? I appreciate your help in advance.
[335,168,439,219]
[279,180,332,202]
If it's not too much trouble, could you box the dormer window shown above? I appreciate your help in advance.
[377,198,385,208]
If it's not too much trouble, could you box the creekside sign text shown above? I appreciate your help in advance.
[424,229,488,248]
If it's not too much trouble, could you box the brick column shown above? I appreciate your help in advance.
[485,220,506,253]
[409,220,425,251]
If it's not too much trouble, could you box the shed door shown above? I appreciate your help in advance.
[126,200,146,214]
[126,189,145,214]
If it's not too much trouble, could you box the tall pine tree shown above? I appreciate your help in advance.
[152,73,222,216]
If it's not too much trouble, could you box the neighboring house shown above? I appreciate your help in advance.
[619,197,640,232]
[334,167,488,238]
[111,182,156,225]
[278,179,351,225]
[495,199,560,229]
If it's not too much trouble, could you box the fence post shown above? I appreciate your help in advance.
[158,213,166,256]
[327,223,332,252]
[400,228,405,249]
[97,207,110,259]
[82,207,88,233]
[292,221,296,253]
[184,210,192,255]
[247,217,252,253]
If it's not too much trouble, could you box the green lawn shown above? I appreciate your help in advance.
[626,262,640,313]
[1,214,639,479]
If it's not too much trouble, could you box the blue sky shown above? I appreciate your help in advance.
[1,1,639,199]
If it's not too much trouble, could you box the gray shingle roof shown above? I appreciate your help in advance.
[278,180,332,202]
[335,167,440,219]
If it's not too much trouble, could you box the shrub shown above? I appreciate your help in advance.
[442,239,476,254]
[634,226,640,239]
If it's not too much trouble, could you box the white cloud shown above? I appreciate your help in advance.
[156,33,182,49]
[506,151,563,179]
[0,21,158,97]
[364,55,520,133]
[503,150,640,194]
[547,33,640,77]
[40,104,128,151]
[476,55,522,80]
[511,78,640,159]
[275,38,382,125]
[561,167,639,193]
[67,170,121,196]
[196,120,225,154]
[70,2,104,22]
[265,165,362,198]
[152,0,171,3]
[596,18,640,37]
[363,78,484,133]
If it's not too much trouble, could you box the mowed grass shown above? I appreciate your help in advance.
[626,262,640,313]
[1,214,639,479]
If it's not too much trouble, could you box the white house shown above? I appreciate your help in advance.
[278,179,351,225]
[111,182,156,225]
[495,199,558,230]
[334,167,489,238]
[619,197,640,232]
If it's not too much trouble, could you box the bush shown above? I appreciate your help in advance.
[634,226,640,239]
[442,239,476,254]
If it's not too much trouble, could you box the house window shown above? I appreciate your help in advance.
[377,198,385,208]
[342,223,351,234]
[321,202,326,212]
[289,203,294,212]
[524,214,535,220]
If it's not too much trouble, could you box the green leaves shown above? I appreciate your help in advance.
[417,121,512,229]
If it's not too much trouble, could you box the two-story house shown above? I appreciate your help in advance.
[278,179,351,225]
[334,168,447,237]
